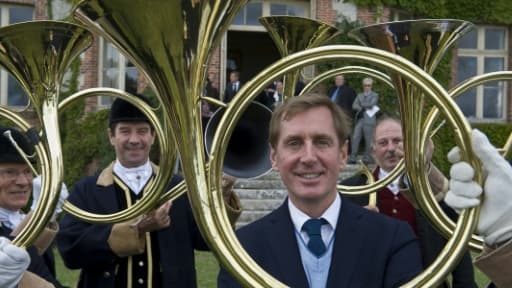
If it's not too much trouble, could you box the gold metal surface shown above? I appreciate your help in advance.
[0,7,502,288]
[0,21,93,248]
[259,16,340,100]
[349,19,481,286]
[210,42,476,287]
[58,87,172,223]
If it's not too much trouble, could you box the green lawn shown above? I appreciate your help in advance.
[54,248,491,287]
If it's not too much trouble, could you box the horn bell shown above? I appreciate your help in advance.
[205,101,272,179]
[0,20,93,248]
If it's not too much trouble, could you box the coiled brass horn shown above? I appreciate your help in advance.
[0,21,93,248]
[204,101,272,179]
[203,16,340,179]
[348,19,482,286]
[259,16,341,100]
[211,41,480,286]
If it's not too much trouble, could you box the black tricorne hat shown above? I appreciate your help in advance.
[0,126,35,164]
[109,94,152,126]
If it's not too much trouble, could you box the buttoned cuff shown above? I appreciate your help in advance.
[475,239,512,288]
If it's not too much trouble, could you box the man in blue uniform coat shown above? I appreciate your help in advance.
[57,95,240,288]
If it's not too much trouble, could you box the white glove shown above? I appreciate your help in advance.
[0,237,30,288]
[31,176,69,221]
[445,129,512,245]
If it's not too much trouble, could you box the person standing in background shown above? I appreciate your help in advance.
[349,77,379,164]
[224,70,242,103]
[326,75,357,121]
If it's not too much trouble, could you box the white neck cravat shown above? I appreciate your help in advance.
[378,168,400,195]
[113,160,153,195]
[0,207,24,230]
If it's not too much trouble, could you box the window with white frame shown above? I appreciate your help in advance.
[0,4,34,106]
[232,1,309,28]
[456,26,508,120]
[98,39,139,106]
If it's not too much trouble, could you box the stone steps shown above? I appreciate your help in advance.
[234,164,368,228]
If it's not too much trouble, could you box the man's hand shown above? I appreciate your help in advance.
[135,201,172,235]
[364,205,379,212]
[221,175,237,203]
[0,237,30,288]
[444,129,512,246]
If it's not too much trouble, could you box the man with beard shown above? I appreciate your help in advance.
[341,116,477,288]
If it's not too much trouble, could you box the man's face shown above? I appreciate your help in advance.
[373,120,403,172]
[109,121,155,168]
[229,72,239,83]
[363,82,372,93]
[334,75,345,87]
[0,163,33,211]
[270,106,347,213]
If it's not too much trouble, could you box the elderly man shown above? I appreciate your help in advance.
[0,126,62,287]
[341,116,477,288]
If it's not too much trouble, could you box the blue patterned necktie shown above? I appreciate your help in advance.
[302,218,328,257]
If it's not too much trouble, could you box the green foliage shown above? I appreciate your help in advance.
[432,122,512,175]
[318,19,400,118]
[62,108,114,185]
[348,0,512,24]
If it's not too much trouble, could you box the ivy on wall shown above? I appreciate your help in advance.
[348,0,512,24]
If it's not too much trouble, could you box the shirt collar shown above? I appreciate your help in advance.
[378,167,400,194]
[288,193,341,233]
[113,160,152,176]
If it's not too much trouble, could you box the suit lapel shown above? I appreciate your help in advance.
[327,197,367,287]
[266,201,309,288]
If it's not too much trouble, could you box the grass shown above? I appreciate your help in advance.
[54,248,491,287]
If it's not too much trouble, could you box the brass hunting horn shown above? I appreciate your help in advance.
[0,21,93,248]
[259,16,341,100]
[68,1,294,287]
[204,16,341,179]
[348,19,483,285]
[211,41,478,286]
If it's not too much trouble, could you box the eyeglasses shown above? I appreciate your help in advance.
[364,84,372,87]
[0,168,33,181]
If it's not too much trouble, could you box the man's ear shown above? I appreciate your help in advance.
[108,128,115,145]
[339,140,348,169]
[270,145,278,171]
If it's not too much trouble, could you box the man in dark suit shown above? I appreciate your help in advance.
[218,93,422,287]
[341,116,477,288]
[224,70,242,103]
[326,74,357,121]
[57,95,241,288]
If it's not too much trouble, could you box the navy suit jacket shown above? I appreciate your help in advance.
[57,172,208,288]
[218,196,422,288]
[224,81,242,103]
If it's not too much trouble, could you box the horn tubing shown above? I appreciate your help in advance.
[59,88,175,223]
[208,44,479,287]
